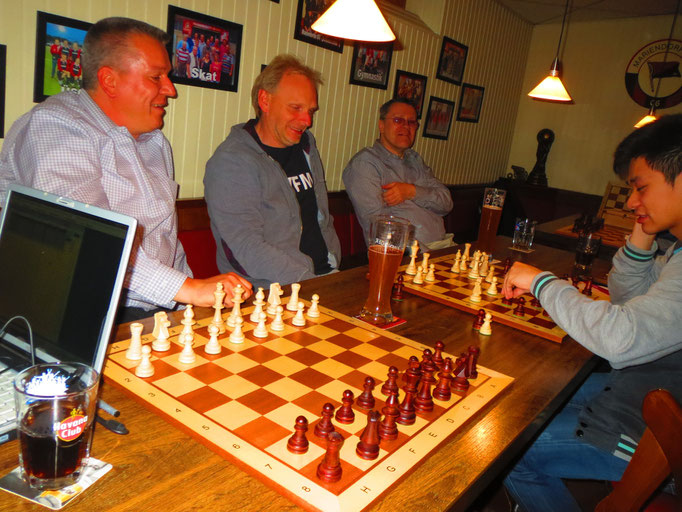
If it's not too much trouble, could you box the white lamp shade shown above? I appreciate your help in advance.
[528,75,572,102]
[311,0,396,42]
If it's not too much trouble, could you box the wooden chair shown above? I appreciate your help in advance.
[596,389,682,512]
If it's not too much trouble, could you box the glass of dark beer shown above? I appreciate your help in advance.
[360,215,411,325]
[574,232,602,277]
[14,362,99,490]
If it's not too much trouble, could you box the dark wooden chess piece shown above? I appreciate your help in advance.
[530,296,541,308]
[316,431,344,483]
[473,309,486,330]
[378,389,400,441]
[451,355,469,395]
[502,257,512,275]
[433,357,453,401]
[582,277,593,296]
[420,349,438,385]
[380,366,399,396]
[513,296,526,317]
[287,415,309,454]
[414,376,434,413]
[467,346,480,379]
[432,340,445,368]
[357,376,376,409]
[501,294,513,306]
[392,274,404,301]
[314,402,336,438]
[526,128,554,187]
[335,390,355,424]
[356,410,381,460]
[397,358,421,425]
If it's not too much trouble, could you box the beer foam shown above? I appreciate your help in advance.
[26,369,68,396]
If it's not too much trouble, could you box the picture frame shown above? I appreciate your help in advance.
[33,11,92,103]
[349,41,393,89]
[294,0,344,53]
[436,36,468,85]
[167,5,243,92]
[392,70,428,118]
[457,83,485,123]
[0,45,5,138]
[423,96,455,140]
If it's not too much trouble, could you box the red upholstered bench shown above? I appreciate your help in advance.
[177,199,219,279]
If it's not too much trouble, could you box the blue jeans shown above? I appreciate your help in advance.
[504,373,630,512]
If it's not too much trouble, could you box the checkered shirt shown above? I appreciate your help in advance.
[0,90,191,310]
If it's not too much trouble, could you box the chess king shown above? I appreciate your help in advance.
[501,115,682,512]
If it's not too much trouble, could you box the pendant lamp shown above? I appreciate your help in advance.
[312,0,396,42]
[528,0,572,102]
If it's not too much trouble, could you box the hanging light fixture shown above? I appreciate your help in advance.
[312,0,396,42]
[634,0,679,128]
[528,0,572,102]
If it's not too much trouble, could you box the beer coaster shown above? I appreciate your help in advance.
[355,315,407,329]
[0,457,112,509]
[508,246,535,253]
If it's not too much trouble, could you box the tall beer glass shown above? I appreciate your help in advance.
[478,188,506,253]
[14,362,99,490]
[360,215,410,325]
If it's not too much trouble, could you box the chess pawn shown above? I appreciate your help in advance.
[459,252,469,271]
[229,316,245,344]
[152,319,171,352]
[486,276,499,296]
[270,305,285,331]
[287,283,301,312]
[126,322,144,361]
[425,264,436,282]
[253,312,269,338]
[468,256,480,279]
[292,302,306,327]
[212,282,226,334]
[479,313,493,336]
[178,333,196,364]
[450,251,461,273]
[412,266,424,285]
[287,416,309,454]
[249,300,264,323]
[470,250,479,269]
[479,253,489,276]
[420,252,430,275]
[250,287,266,322]
[462,243,471,262]
[307,294,321,318]
[485,266,496,283]
[470,278,482,303]
[204,323,222,354]
[134,345,155,378]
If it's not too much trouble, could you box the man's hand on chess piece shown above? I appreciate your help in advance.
[176,273,253,308]
[502,262,542,300]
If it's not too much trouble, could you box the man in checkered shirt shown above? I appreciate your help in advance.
[0,17,251,321]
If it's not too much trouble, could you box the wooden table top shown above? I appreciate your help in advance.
[0,237,609,512]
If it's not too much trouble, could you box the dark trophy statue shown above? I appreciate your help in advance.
[527,128,555,186]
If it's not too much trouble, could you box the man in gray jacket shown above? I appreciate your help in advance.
[343,99,453,249]
[502,114,682,512]
[205,55,341,290]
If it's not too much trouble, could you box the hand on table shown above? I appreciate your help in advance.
[502,262,543,299]
[175,273,253,307]
[382,182,416,206]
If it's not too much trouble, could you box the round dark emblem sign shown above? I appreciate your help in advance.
[625,39,682,110]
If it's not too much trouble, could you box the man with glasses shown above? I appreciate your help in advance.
[343,99,453,249]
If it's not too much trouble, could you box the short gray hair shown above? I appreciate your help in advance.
[379,98,417,120]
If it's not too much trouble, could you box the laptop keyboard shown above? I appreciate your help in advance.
[0,368,17,432]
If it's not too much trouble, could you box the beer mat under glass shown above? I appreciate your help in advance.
[0,457,112,509]
[508,246,535,254]
[354,314,407,329]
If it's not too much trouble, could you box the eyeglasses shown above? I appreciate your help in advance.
[390,117,419,129]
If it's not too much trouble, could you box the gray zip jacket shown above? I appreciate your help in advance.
[204,122,341,290]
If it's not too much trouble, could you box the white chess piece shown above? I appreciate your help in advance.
[126,322,143,361]
[227,284,244,328]
[479,253,489,276]
[267,283,283,315]
[307,294,321,318]
[212,283,226,334]
[292,302,306,327]
[470,278,483,303]
[135,345,155,378]
[405,241,419,276]
[181,305,195,340]
[152,318,171,352]
[485,266,496,283]
[470,250,480,269]
[271,306,285,331]
[178,333,196,364]
[413,266,424,285]
[229,316,245,344]
[450,250,461,273]
[250,300,264,323]
[421,252,430,275]
[479,312,493,336]
[152,311,166,339]
[486,276,499,296]
[204,324,222,355]
[459,252,468,271]
[468,257,480,279]
[462,243,471,261]
[250,287,265,322]
[287,283,301,312]
[253,312,269,338]
[425,264,436,282]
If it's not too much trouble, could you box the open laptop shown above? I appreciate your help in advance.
[0,184,137,444]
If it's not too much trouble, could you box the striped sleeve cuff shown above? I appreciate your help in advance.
[623,243,655,262]
[531,271,559,299]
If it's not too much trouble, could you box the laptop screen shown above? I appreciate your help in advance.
[0,185,137,372]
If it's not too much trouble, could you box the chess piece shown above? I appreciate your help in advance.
[473,309,486,330]
[392,274,404,301]
[412,267,424,285]
[126,322,143,361]
[335,390,355,424]
[405,241,419,276]
[468,257,480,279]
[479,313,493,336]
[582,277,593,296]
[450,251,461,273]
[253,312,269,338]
[356,410,381,460]
[485,265,495,284]
[292,302,306,327]
[433,357,453,401]
[270,305,285,331]
[178,333,196,364]
[462,243,471,262]
[501,294,514,306]
[204,323,222,354]
[356,376,376,409]
[228,316,245,344]
[452,355,469,394]
[432,340,445,368]
[486,276,499,296]
[513,296,526,317]
[397,358,421,425]
[212,283,227,334]
[314,403,336,438]
[134,345,154,378]
[420,349,438,385]
[227,284,244,328]
[502,257,512,275]
[459,252,469,271]
[420,252,430,275]
[479,252,489,276]
[425,264,436,283]
[470,250,480,269]
[287,416,309,454]
[181,305,196,339]
[267,283,283,315]
[414,375,434,413]
[381,366,400,396]
[470,278,483,303]
[378,389,400,441]
[467,346,480,379]
[530,296,542,308]
[287,283,301,312]
[152,317,171,352]
[316,431,344,483]
[250,287,266,322]
[152,311,166,338]
[307,294,321,318]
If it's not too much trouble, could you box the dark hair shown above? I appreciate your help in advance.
[613,114,682,183]
[379,98,417,119]
[82,17,168,90]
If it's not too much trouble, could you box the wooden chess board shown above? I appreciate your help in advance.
[398,254,610,343]
[104,298,513,512]
[554,223,630,248]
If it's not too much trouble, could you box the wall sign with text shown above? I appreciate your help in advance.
[625,38,682,110]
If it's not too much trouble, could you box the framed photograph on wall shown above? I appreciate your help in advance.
[436,36,468,85]
[167,5,243,92]
[393,70,427,118]
[423,96,455,140]
[33,11,92,103]
[349,41,393,89]
[457,83,485,123]
[0,45,5,138]
[294,0,344,53]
